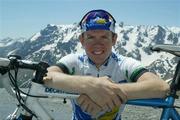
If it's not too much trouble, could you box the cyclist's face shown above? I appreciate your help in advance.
[80,30,117,67]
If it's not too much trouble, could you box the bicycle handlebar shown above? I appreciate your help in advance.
[0,57,48,70]
[151,44,180,57]
[0,57,41,70]
[0,58,10,67]
[0,55,49,84]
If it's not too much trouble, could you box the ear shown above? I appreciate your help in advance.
[112,33,117,46]
[79,34,84,46]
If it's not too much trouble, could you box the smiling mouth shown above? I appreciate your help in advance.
[92,50,104,55]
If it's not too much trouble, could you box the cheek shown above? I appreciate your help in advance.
[83,43,93,51]
[105,41,114,48]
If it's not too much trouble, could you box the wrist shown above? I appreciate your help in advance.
[114,83,128,101]
[81,76,98,94]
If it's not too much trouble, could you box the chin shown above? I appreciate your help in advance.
[94,58,107,64]
[88,53,109,63]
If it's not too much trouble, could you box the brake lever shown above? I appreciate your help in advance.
[33,61,49,84]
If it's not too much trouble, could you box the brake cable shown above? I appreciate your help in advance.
[8,66,37,118]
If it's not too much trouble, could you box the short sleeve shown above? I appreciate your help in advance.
[56,54,78,75]
[121,57,148,82]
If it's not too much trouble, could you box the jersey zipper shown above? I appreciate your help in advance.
[97,68,100,77]
[97,73,99,77]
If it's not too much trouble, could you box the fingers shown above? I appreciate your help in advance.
[43,76,53,84]
[82,76,127,117]
[101,95,122,113]
[102,104,110,112]
[77,94,91,111]
[86,104,94,114]
[112,94,122,106]
[116,89,128,103]
[91,105,102,118]
[86,102,102,118]
[81,102,90,112]
[43,76,52,80]
[77,94,86,105]
[77,94,102,117]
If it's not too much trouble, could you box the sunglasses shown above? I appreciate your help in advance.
[79,9,116,32]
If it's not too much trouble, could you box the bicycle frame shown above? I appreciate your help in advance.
[127,97,180,120]
[1,44,180,120]
[21,82,180,120]
[24,82,79,120]
[126,57,180,120]
[15,81,180,120]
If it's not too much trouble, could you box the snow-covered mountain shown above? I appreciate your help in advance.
[0,23,180,85]
[0,37,26,57]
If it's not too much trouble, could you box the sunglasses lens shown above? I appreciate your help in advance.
[86,11,109,23]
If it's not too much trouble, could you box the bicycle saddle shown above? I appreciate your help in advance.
[151,44,180,57]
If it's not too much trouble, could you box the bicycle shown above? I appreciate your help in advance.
[0,44,179,120]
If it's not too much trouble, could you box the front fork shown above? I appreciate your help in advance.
[6,107,33,120]
[16,114,33,120]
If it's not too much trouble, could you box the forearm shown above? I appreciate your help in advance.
[44,67,126,108]
[116,72,170,100]
[44,71,95,94]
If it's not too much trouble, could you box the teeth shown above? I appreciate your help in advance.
[94,51,103,55]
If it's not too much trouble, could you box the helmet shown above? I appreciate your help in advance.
[79,9,116,33]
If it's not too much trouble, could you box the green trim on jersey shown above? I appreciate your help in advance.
[57,62,75,75]
[129,67,144,82]
[71,67,75,75]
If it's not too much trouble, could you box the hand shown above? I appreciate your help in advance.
[43,73,53,84]
[77,94,102,118]
[84,76,127,111]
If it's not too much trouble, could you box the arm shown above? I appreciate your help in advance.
[44,66,126,109]
[77,72,170,118]
[115,72,170,100]
[44,65,95,93]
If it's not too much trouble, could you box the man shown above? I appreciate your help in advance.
[44,9,169,120]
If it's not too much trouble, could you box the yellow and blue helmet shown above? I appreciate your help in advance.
[79,9,116,33]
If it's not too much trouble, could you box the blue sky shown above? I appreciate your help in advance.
[0,0,179,39]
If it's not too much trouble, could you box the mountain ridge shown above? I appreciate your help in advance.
[0,23,180,87]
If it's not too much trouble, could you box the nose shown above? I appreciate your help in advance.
[93,42,104,48]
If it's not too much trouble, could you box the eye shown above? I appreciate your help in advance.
[87,36,94,39]
[101,35,108,39]
[101,35,111,41]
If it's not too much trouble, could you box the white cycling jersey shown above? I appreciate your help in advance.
[57,52,148,120]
